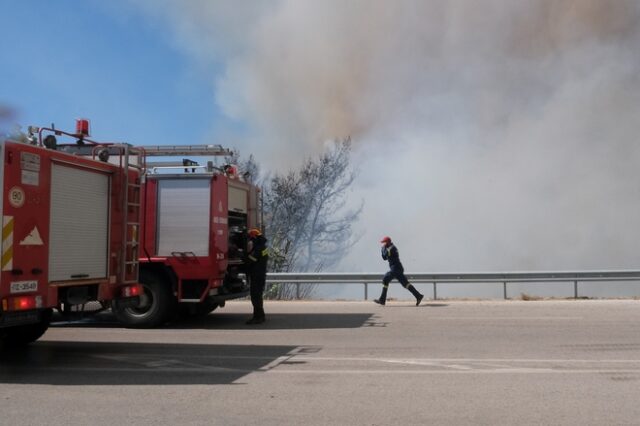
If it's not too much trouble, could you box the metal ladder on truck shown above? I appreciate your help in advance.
[143,144,232,157]
[142,144,233,173]
[112,144,231,284]
[120,144,146,285]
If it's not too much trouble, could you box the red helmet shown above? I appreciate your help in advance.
[380,236,391,244]
[248,228,262,238]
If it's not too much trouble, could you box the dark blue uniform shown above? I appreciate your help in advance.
[376,242,423,306]
[381,244,410,286]
[247,234,268,323]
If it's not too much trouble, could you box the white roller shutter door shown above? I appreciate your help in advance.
[49,164,109,281]
[157,179,211,256]
[228,185,248,214]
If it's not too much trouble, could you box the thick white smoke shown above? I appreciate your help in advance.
[132,0,640,272]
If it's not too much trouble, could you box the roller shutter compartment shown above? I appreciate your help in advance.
[228,185,248,214]
[49,164,109,281]
[157,178,211,256]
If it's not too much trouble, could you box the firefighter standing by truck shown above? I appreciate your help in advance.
[375,236,424,306]
[245,228,269,324]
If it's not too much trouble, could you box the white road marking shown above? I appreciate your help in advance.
[267,369,640,375]
[261,355,640,375]
[285,356,640,363]
[381,359,473,370]
[428,317,584,320]
[259,355,294,371]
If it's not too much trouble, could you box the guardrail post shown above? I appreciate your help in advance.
[433,282,437,300]
[296,283,300,300]
[574,281,578,299]
[364,283,368,300]
[503,282,507,300]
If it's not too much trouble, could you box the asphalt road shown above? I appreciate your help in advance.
[1,300,639,426]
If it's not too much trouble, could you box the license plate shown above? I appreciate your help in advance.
[10,280,38,294]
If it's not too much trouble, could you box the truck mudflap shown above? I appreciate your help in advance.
[1,309,52,346]
[207,278,250,305]
[0,309,43,328]
[208,288,250,305]
[111,295,140,311]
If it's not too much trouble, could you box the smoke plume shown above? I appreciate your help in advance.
[0,105,16,136]
[133,0,640,272]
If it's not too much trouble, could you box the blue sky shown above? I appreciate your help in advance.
[0,0,228,147]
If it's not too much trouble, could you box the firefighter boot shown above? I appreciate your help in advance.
[407,284,424,306]
[374,287,388,306]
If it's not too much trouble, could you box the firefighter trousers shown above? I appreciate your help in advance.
[379,268,422,303]
[249,270,266,319]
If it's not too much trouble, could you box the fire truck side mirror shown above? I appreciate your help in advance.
[97,148,110,163]
[43,135,57,150]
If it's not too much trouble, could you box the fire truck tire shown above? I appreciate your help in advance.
[112,271,176,328]
[1,309,52,347]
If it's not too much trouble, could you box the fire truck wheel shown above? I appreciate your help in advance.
[112,271,176,328]
[1,309,52,347]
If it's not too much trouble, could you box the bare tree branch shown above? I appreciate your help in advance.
[234,138,363,300]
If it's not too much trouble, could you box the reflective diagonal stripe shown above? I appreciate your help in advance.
[2,216,13,241]
[2,216,14,271]
[1,246,12,270]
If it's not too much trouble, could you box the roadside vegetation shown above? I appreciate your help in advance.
[229,138,362,299]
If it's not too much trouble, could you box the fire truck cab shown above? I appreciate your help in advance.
[111,146,261,327]
[0,122,141,346]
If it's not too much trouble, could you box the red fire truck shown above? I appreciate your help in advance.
[0,121,141,346]
[110,145,261,327]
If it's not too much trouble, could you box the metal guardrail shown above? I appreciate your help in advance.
[266,270,640,300]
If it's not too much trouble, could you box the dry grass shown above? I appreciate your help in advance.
[518,293,543,301]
